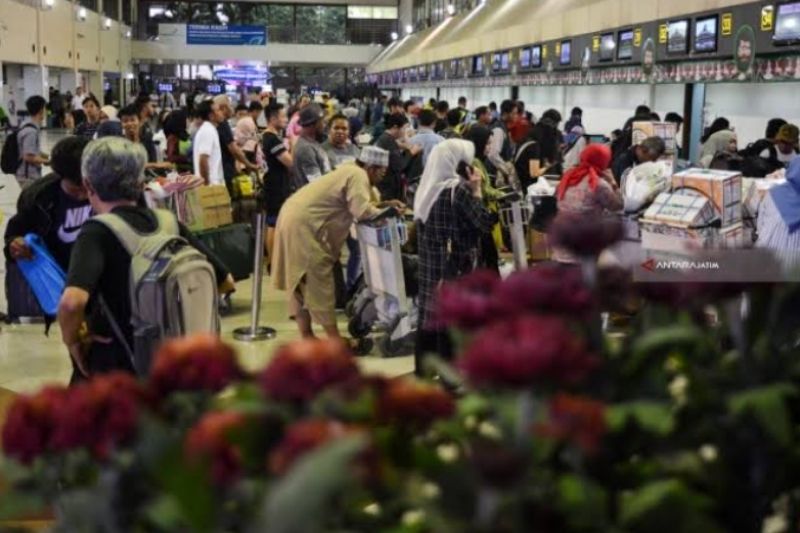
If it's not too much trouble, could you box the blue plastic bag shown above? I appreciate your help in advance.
[16,234,66,316]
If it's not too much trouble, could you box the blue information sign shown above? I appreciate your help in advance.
[187,25,267,46]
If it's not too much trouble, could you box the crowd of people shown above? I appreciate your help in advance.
[4,85,800,381]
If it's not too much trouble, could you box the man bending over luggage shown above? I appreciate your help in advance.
[58,137,234,381]
[271,146,403,351]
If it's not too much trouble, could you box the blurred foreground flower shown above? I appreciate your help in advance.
[268,419,362,476]
[493,264,594,317]
[2,386,69,464]
[260,339,360,402]
[535,394,606,454]
[51,373,145,460]
[150,334,244,397]
[549,212,623,258]
[185,411,248,486]
[434,270,501,330]
[376,378,455,428]
[459,316,598,389]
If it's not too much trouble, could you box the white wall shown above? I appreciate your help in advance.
[518,86,566,123]
[434,86,511,109]
[704,83,800,147]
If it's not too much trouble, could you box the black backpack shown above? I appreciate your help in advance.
[1,123,35,174]
[737,139,784,177]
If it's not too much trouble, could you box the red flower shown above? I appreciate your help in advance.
[150,334,244,397]
[492,264,594,317]
[1,386,68,464]
[549,212,623,257]
[185,411,248,486]
[535,394,606,454]
[434,270,502,329]
[51,373,145,460]
[459,316,598,389]
[268,419,361,476]
[260,339,360,402]
[376,378,456,427]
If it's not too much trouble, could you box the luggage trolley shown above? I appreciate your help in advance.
[498,192,532,272]
[351,209,415,357]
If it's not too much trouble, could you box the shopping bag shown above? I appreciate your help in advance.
[15,234,67,316]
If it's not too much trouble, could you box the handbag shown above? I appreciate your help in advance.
[15,234,67,316]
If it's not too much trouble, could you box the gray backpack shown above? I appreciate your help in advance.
[94,209,220,375]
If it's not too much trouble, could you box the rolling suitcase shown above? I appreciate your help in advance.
[194,223,255,281]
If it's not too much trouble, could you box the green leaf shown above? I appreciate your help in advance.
[728,383,797,447]
[256,434,367,533]
[0,490,48,521]
[620,479,721,533]
[628,325,706,374]
[557,474,607,529]
[607,401,675,436]
[154,447,217,533]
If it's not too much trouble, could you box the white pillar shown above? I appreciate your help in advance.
[60,69,81,94]
[88,71,104,100]
[23,65,49,101]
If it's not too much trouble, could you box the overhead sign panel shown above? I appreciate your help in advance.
[187,25,267,46]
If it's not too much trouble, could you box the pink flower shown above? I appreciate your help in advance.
[459,316,598,389]
[376,378,456,427]
[150,335,244,397]
[185,411,248,486]
[268,419,361,476]
[434,270,501,330]
[492,264,594,317]
[535,394,606,454]
[51,373,145,460]
[549,212,623,257]
[1,386,68,464]
[260,339,361,402]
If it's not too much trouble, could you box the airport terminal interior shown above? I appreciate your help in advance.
[2,0,800,531]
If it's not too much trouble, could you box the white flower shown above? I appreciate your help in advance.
[699,445,718,462]
[478,421,502,440]
[402,509,425,526]
[436,443,460,463]
[363,502,381,516]
[668,375,690,406]
[421,482,441,500]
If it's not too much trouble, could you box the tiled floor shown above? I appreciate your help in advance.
[0,130,414,394]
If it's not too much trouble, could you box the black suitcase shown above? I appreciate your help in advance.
[4,261,43,322]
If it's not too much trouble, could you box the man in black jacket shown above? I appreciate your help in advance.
[374,113,421,201]
[5,136,91,271]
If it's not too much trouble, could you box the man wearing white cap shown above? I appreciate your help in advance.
[272,146,404,347]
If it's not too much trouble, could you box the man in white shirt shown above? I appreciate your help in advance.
[193,100,225,186]
[71,87,85,112]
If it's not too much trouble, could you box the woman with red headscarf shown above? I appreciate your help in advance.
[556,143,623,215]
[553,143,623,263]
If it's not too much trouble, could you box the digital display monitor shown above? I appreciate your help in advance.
[520,47,531,68]
[559,40,572,66]
[158,83,173,93]
[492,51,510,72]
[451,59,461,76]
[599,33,616,61]
[617,29,634,60]
[774,2,800,45]
[501,52,509,71]
[668,19,690,54]
[694,15,718,53]
[103,81,111,91]
[418,65,427,79]
[531,45,542,68]
[207,84,222,94]
[472,55,484,74]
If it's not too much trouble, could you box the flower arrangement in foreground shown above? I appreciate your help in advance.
[3,216,800,532]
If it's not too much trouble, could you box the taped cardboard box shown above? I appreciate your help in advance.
[672,168,742,227]
[183,185,233,231]
[632,121,678,154]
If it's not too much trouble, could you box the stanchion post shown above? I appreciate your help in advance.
[233,211,277,341]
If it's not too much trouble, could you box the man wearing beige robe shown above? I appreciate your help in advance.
[272,146,403,342]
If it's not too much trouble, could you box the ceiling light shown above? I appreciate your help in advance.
[405,24,413,35]
[125,29,132,38]
[391,31,398,40]
[447,4,455,15]
[102,17,112,30]
[41,0,54,10]
[77,7,87,21]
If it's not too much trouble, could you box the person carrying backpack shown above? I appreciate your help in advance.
[57,137,235,381]
[2,96,50,189]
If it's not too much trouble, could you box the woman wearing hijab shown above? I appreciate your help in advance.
[163,110,192,172]
[555,144,623,263]
[700,129,738,168]
[414,139,497,372]
[464,125,504,271]
[563,125,587,171]
[757,158,800,273]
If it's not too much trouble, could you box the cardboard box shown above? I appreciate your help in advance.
[633,121,678,154]
[183,185,233,231]
[672,168,742,227]
[528,229,551,262]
